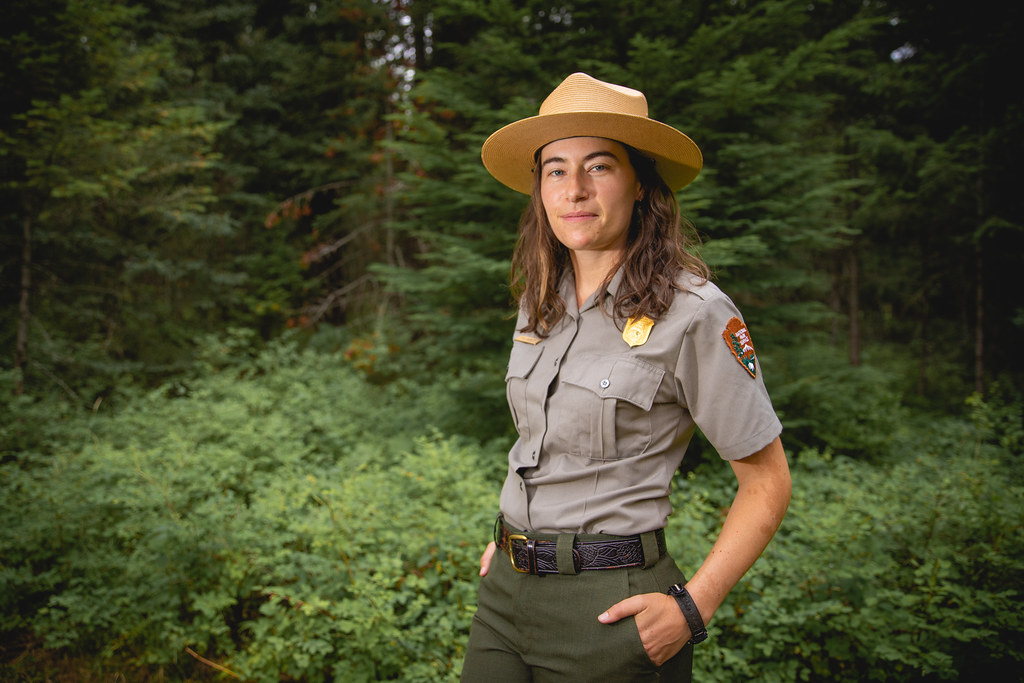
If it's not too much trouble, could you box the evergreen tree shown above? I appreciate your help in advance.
[132,0,398,330]
[871,0,1024,396]
[1,0,233,398]
[375,0,1024,437]
[1,0,400,399]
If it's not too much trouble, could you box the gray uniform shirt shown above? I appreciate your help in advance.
[499,268,783,535]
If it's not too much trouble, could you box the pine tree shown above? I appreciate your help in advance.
[1,0,233,398]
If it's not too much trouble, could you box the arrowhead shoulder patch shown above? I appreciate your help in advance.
[722,317,758,378]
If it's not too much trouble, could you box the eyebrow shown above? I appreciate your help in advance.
[539,149,621,170]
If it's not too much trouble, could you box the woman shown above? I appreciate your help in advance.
[463,73,791,682]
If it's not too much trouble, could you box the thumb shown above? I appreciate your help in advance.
[597,594,645,624]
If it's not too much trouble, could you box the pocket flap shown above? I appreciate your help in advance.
[562,356,664,410]
[505,343,544,381]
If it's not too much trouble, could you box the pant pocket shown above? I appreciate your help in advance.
[574,570,659,676]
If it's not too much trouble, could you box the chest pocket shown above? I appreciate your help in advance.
[560,356,665,461]
[506,343,544,440]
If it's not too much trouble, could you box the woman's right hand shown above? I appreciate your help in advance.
[479,541,497,576]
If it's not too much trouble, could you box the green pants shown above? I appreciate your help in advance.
[461,532,693,682]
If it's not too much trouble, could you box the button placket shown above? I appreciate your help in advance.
[535,314,579,463]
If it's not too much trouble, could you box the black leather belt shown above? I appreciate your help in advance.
[496,520,665,575]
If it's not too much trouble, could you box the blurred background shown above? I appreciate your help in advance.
[2,1,1022,680]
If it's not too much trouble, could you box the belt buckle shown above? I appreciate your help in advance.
[506,534,530,573]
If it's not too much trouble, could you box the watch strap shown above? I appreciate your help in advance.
[668,583,708,644]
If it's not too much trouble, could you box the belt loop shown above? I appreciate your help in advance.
[493,514,503,547]
[556,533,578,575]
[640,530,661,569]
[525,539,538,574]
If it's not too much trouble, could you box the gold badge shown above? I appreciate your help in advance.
[622,316,654,347]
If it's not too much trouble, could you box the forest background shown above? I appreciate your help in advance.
[2,0,1023,681]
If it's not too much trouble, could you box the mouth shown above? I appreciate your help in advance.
[562,212,596,220]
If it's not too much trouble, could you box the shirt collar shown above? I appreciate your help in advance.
[605,265,625,299]
[557,270,579,318]
[560,264,625,315]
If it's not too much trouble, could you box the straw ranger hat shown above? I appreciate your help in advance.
[481,72,702,194]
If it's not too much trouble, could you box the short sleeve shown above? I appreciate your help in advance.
[675,292,783,460]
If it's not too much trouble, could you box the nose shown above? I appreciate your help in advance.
[565,171,590,201]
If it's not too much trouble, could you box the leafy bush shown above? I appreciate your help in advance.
[672,403,1024,682]
[3,338,1022,681]
[1,340,498,681]
[766,343,906,458]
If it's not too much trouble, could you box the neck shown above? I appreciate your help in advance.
[569,249,623,308]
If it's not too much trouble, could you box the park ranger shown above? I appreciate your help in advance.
[462,73,792,682]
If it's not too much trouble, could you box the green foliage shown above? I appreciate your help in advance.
[965,381,1024,458]
[3,0,1024,679]
[386,0,1023,398]
[1,0,400,398]
[1,337,498,680]
[5,0,1022,406]
[1,0,240,396]
[766,343,905,457]
[4,338,1024,681]
[373,72,525,379]
[671,404,1024,682]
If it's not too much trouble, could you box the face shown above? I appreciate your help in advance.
[538,137,641,257]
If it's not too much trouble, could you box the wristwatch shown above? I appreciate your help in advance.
[667,583,708,644]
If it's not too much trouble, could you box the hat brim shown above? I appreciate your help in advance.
[481,111,702,194]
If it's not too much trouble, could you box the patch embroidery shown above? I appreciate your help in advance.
[623,316,655,347]
[514,335,542,345]
[723,317,757,378]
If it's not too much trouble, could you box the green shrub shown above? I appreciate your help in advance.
[766,343,906,458]
[1,342,498,681]
[673,409,1024,682]
[3,338,1023,681]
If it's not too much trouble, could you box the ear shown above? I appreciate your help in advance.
[635,182,644,201]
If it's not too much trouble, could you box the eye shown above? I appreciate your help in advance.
[588,163,609,173]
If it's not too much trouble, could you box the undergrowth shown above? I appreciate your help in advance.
[2,338,1022,681]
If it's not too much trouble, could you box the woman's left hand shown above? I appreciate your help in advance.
[597,436,791,667]
[598,592,690,666]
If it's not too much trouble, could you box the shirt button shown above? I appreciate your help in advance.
[600,378,610,389]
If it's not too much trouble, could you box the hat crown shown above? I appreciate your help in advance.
[539,73,649,119]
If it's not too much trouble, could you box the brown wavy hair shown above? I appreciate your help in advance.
[510,143,710,335]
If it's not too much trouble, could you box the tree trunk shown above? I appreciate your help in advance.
[410,1,429,69]
[848,240,861,367]
[974,248,984,395]
[917,304,929,396]
[829,253,842,347]
[14,195,32,395]
[384,99,400,269]
[974,127,986,395]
